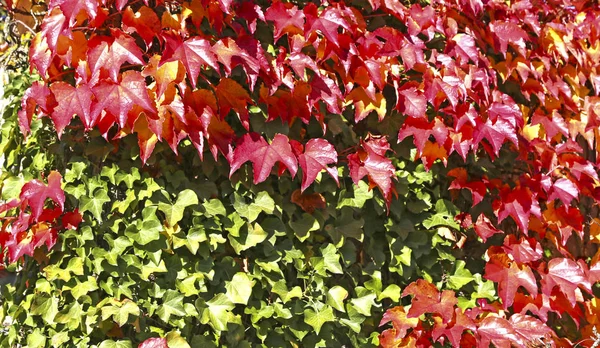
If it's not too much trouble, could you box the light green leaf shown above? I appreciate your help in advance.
[272,280,302,304]
[203,199,226,216]
[327,286,348,312]
[79,188,110,221]
[228,222,268,254]
[303,305,335,335]
[321,244,343,274]
[30,294,58,324]
[26,329,46,348]
[448,260,475,290]
[350,293,377,316]
[101,300,140,327]
[225,272,255,305]
[201,294,235,331]
[166,331,191,348]
[232,191,274,222]
[157,290,186,322]
[158,189,199,226]
[98,340,132,348]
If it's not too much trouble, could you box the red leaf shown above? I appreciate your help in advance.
[138,337,168,348]
[379,306,419,343]
[508,313,552,345]
[50,0,98,25]
[542,258,592,307]
[348,136,395,207]
[18,82,57,136]
[398,116,447,154]
[491,21,529,56]
[61,210,82,230]
[548,178,578,206]
[305,6,351,47]
[265,1,305,41]
[495,187,541,234]
[447,167,486,206]
[291,189,326,213]
[502,235,543,264]
[402,279,457,323]
[476,316,521,348]
[296,139,338,191]
[91,70,157,128]
[122,6,161,46]
[49,82,93,136]
[473,118,518,157]
[214,78,253,129]
[88,32,145,83]
[163,37,219,86]
[229,133,298,184]
[20,171,65,222]
[431,308,476,347]
[474,214,503,242]
[398,86,427,118]
[484,252,538,309]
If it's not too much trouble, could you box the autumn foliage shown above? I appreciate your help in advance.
[4,0,600,346]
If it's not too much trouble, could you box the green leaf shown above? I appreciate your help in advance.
[326,286,348,312]
[337,180,373,209]
[225,272,255,305]
[101,300,140,327]
[447,260,475,290]
[157,290,186,323]
[321,244,343,274]
[125,206,163,245]
[98,340,132,348]
[272,280,303,304]
[290,213,319,242]
[26,329,46,348]
[228,222,268,254]
[232,191,274,222]
[303,305,335,335]
[158,189,199,226]
[79,188,110,221]
[201,294,235,331]
[350,292,377,316]
[166,331,191,348]
[30,294,58,324]
[203,198,227,216]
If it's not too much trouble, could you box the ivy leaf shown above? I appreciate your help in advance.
[225,272,255,305]
[20,171,65,221]
[157,290,186,323]
[79,188,110,222]
[98,340,132,348]
[158,189,199,227]
[101,299,140,327]
[229,133,297,184]
[304,304,335,335]
[327,286,348,312]
[201,294,235,331]
[447,260,474,290]
[295,138,339,192]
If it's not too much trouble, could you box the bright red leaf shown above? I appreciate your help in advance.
[229,133,297,184]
